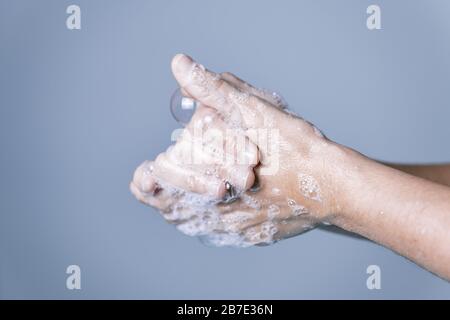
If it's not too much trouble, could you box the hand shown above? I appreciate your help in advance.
[130,54,345,246]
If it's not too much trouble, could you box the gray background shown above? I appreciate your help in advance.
[1,0,449,299]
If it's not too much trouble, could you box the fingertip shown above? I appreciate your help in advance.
[141,176,156,193]
[215,181,227,199]
[129,181,145,203]
[171,53,195,86]
[129,181,137,195]
[171,53,191,70]
[225,167,255,192]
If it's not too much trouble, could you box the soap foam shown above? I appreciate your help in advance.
[152,176,276,247]
[298,173,322,202]
[287,198,308,216]
[151,71,328,246]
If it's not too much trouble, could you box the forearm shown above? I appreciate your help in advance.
[330,146,450,280]
[384,163,450,187]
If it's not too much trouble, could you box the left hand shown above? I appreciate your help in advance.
[130,54,343,246]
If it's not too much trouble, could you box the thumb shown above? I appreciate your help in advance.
[171,53,280,130]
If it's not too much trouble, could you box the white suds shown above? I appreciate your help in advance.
[229,89,250,104]
[298,173,322,202]
[241,194,261,210]
[149,176,275,247]
[244,221,278,245]
[143,77,330,246]
[267,204,280,219]
[287,198,308,216]
[272,187,281,196]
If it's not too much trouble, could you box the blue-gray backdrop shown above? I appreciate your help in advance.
[1,0,449,299]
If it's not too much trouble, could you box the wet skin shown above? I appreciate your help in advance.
[131,54,450,280]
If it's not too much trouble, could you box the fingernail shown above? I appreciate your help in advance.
[215,181,226,198]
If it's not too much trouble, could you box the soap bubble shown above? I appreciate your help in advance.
[170,88,198,126]
[170,87,287,126]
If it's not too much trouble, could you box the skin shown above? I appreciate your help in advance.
[130,54,450,280]
[386,163,450,187]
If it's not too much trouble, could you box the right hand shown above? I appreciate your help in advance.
[130,54,346,246]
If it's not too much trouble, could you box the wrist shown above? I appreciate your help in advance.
[320,142,370,225]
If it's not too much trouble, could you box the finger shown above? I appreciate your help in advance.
[130,181,148,204]
[220,72,286,109]
[182,106,260,190]
[219,210,260,233]
[129,180,174,212]
[177,134,258,191]
[174,106,229,167]
[131,161,183,211]
[220,165,256,191]
[132,160,157,194]
[171,54,235,114]
[152,152,227,198]
[273,218,316,240]
[187,104,221,129]
[221,130,259,167]
[165,94,261,196]
[217,131,259,190]
[171,54,280,130]
[186,128,259,168]
[243,221,279,245]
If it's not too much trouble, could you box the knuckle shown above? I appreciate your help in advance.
[215,78,229,93]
